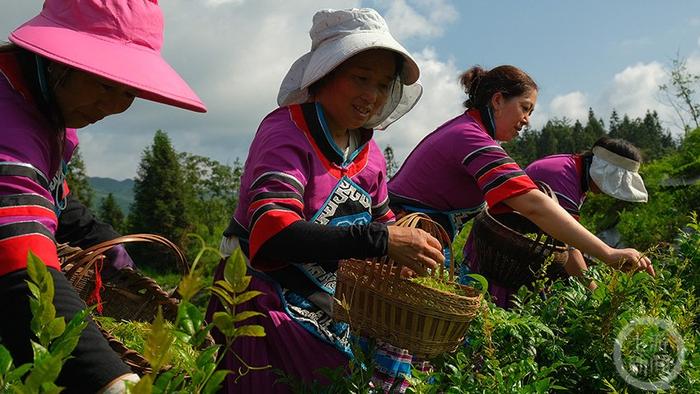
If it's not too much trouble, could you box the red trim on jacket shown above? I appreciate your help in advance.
[0,236,60,276]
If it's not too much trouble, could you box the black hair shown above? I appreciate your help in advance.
[0,43,66,164]
[584,136,643,162]
[459,65,538,109]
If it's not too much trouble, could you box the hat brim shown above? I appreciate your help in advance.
[300,31,419,90]
[10,14,206,113]
[589,157,648,203]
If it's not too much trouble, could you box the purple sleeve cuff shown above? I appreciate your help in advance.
[103,245,135,271]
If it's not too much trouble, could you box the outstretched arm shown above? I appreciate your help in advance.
[504,189,654,276]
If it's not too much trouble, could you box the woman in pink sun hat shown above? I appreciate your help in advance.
[0,0,205,392]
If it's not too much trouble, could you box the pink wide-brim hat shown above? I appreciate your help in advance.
[10,0,206,113]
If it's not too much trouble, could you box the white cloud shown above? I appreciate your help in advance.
[81,0,363,178]
[374,47,464,161]
[601,62,669,118]
[373,0,458,40]
[549,91,588,124]
[205,0,246,7]
[1,1,460,178]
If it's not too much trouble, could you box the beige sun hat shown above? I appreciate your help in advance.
[277,8,422,129]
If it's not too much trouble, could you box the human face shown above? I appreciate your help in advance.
[314,49,396,135]
[50,64,138,128]
[491,89,537,142]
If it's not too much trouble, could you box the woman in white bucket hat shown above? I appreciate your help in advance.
[207,8,439,393]
[0,0,205,392]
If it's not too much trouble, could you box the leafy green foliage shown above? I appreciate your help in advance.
[0,252,89,393]
[406,225,700,393]
[128,246,268,393]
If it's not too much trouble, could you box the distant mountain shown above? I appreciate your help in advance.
[89,177,134,214]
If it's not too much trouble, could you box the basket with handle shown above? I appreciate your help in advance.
[333,213,483,359]
[472,181,569,289]
[59,234,188,322]
[57,234,190,375]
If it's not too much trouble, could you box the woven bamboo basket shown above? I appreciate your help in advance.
[57,234,190,375]
[334,213,483,359]
[472,182,569,289]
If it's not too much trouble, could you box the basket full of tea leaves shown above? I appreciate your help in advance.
[334,213,484,359]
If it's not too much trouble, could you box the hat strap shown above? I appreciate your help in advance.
[34,55,51,105]
[591,146,640,172]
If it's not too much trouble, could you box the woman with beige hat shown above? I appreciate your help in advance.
[206,7,439,393]
[0,0,205,392]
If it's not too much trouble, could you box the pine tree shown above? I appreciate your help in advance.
[99,193,125,234]
[129,130,190,269]
[66,147,95,208]
[581,108,607,150]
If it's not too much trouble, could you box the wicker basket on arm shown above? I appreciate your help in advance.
[471,181,570,289]
[333,213,483,359]
[57,234,190,375]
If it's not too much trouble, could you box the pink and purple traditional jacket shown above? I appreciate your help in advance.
[388,108,537,239]
[227,102,394,270]
[0,52,75,276]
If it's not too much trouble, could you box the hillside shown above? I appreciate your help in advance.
[89,177,134,214]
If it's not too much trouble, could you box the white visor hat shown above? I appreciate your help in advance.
[589,146,648,202]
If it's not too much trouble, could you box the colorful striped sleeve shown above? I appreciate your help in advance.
[461,144,537,208]
[0,162,60,276]
[243,115,314,267]
[247,170,306,263]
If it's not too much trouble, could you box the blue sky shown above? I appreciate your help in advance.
[3,1,700,179]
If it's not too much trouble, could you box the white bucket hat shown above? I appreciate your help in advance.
[277,8,422,130]
[589,146,648,202]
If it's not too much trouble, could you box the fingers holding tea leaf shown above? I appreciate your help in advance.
[387,226,442,275]
[607,248,655,276]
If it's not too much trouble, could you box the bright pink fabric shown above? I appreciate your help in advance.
[10,0,206,112]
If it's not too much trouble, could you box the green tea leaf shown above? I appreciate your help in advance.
[212,312,235,337]
[0,345,14,375]
[213,279,236,294]
[49,309,89,359]
[177,272,206,302]
[202,370,230,394]
[234,325,265,338]
[5,363,32,383]
[46,318,66,341]
[466,273,489,294]
[232,311,264,323]
[129,374,154,394]
[144,308,175,372]
[195,346,219,367]
[24,353,62,390]
[190,324,214,348]
[210,286,235,307]
[233,291,263,305]
[231,275,252,294]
